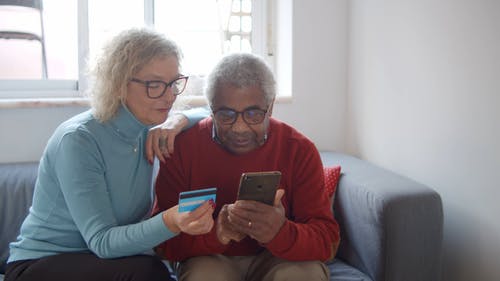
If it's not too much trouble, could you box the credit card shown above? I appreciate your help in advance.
[178,187,217,213]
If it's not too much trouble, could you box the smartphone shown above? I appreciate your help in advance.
[237,171,281,205]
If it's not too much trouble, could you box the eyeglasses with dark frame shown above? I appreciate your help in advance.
[130,76,189,98]
[212,106,270,126]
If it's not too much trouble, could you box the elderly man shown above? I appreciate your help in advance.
[154,53,339,281]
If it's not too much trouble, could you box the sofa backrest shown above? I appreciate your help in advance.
[0,162,38,274]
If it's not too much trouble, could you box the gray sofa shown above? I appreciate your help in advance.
[0,152,443,281]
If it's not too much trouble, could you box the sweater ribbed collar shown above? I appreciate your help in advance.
[109,104,150,142]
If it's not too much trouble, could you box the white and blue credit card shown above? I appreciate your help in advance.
[178,187,217,213]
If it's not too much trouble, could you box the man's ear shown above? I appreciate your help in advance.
[268,98,275,116]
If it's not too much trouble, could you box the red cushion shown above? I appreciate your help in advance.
[324,165,341,202]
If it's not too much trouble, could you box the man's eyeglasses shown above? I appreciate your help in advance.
[212,107,269,125]
[130,76,188,98]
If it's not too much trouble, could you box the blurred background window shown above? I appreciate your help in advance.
[0,0,267,98]
[0,0,78,80]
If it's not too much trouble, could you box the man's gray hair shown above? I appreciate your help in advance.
[89,28,182,122]
[204,53,276,107]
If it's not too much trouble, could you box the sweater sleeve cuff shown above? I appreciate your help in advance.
[149,212,178,241]
[264,220,295,254]
[181,107,210,129]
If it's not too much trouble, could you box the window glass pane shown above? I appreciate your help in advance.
[155,0,222,76]
[241,38,251,52]
[231,0,240,12]
[88,0,144,68]
[229,16,240,32]
[241,0,251,13]
[242,16,252,33]
[154,0,253,96]
[230,35,241,52]
[1,0,264,99]
[0,0,78,80]
[0,40,43,79]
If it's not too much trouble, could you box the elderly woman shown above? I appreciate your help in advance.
[5,29,214,281]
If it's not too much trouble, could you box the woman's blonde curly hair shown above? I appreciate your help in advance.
[88,28,182,123]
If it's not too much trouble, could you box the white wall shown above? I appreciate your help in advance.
[0,0,347,162]
[273,0,347,152]
[347,1,500,281]
[0,106,89,163]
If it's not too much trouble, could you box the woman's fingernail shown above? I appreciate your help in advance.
[209,199,216,209]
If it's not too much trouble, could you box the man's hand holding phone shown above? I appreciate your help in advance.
[215,171,285,244]
[216,204,247,245]
[227,189,286,244]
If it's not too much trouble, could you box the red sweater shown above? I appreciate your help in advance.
[154,117,340,262]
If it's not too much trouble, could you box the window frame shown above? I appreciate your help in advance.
[0,0,274,107]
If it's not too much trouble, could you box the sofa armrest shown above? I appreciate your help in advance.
[321,152,443,281]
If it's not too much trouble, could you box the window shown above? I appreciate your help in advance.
[0,0,272,101]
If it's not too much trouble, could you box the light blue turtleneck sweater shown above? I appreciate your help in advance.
[8,105,208,262]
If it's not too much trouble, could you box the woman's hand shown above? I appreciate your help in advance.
[162,200,215,235]
[145,113,188,164]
